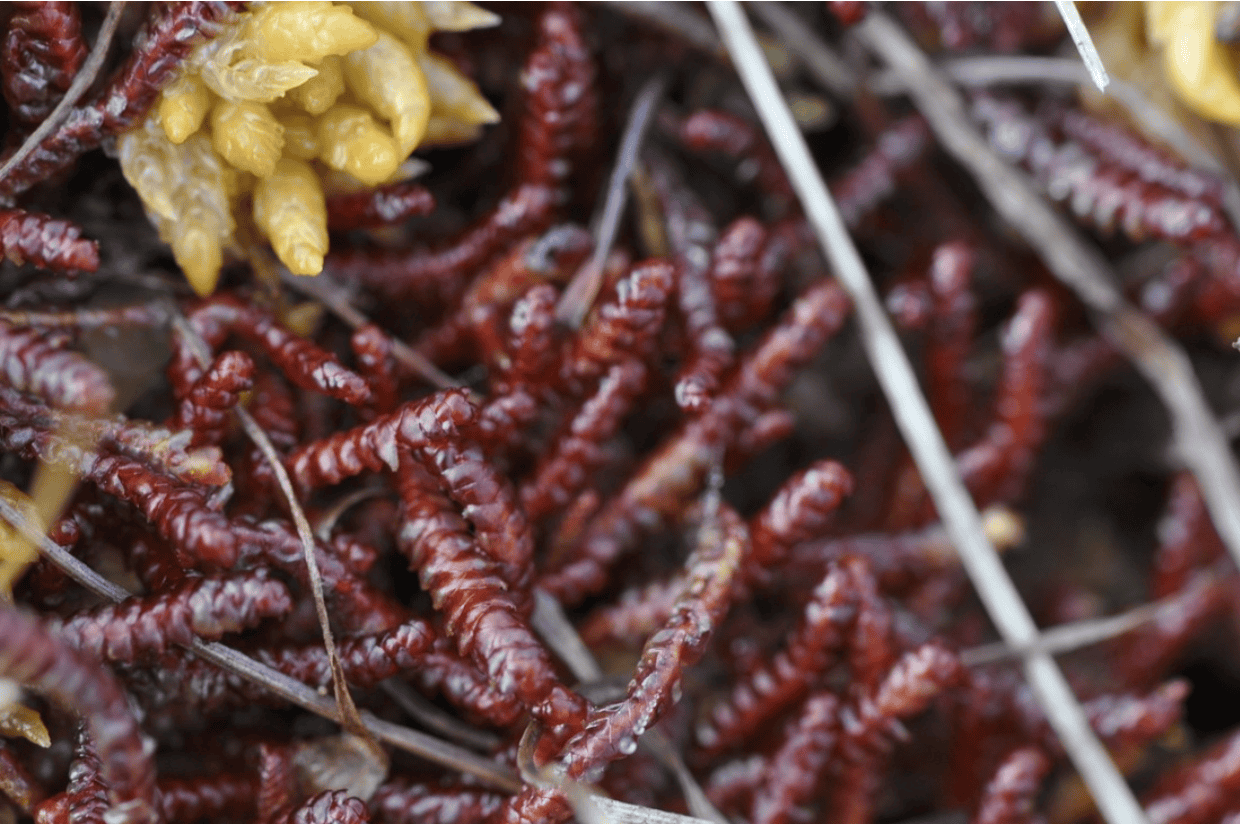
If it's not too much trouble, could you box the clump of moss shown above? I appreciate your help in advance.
[118,1,500,295]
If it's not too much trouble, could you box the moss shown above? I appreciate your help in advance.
[117,1,500,296]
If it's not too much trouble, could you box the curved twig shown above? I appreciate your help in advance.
[557,75,667,328]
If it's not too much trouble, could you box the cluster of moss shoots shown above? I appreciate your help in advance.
[119,1,500,296]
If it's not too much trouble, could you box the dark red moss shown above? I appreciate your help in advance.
[2,6,1240,824]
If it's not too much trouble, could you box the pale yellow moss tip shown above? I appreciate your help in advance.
[393,111,429,157]
[254,158,328,276]
[175,229,224,297]
[281,301,326,337]
[318,105,401,186]
[344,31,431,156]
[158,76,211,144]
[422,114,483,148]
[0,704,50,748]
[981,505,1025,551]
[286,249,325,276]
[247,2,378,64]
[468,98,501,125]
[419,52,497,127]
[423,1,501,31]
[289,54,345,116]
[210,99,285,178]
[117,122,179,220]
[1148,1,1240,126]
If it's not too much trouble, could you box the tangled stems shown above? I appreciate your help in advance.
[0,605,156,824]
[539,277,850,604]
[7,7,1240,824]
[395,459,588,738]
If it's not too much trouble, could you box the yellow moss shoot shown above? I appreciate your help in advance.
[158,74,212,144]
[213,57,319,104]
[1147,1,1240,126]
[165,134,234,297]
[344,30,431,155]
[288,54,345,116]
[278,111,320,161]
[280,301,326,337]
[118,116,180,220]
[0,458,71,602]
[176,228,226,297]
[245,2,378,64]
[982,505,1026,552]
[119,121,233,296]
[423,113,482,147]
[0,480,39,599]
[421,1,501,32]
[418,51,498,126]
[0,703,49,748]
[254,158,329,276]
[316,158,430,196]
[210,99,285,177]
[191,18,320,104]
[351,2,432,52]
[120,1,504,295]
[318,104,402,185]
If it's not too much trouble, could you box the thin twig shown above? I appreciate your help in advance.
[557,75,668,328]
[709,6,1149,824]
[0,1,125,187]
[280,270,458,390]
[857,9,1240,631]
[866,55,1083,93]
[313,487,388,540]
[0,303,172,330]
[171,314,370,741]
[532,589,603,681]
[190,639,519,791]
[747,2,856,99]
[0,494,522,793]
[1053,0,1109,92]
[379,679,501,751]
[960,573,1222,667]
